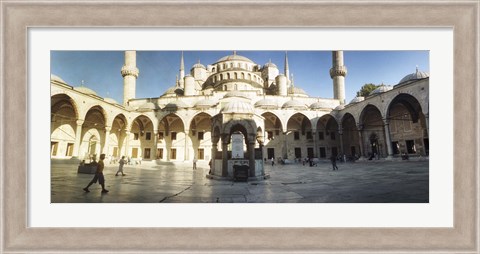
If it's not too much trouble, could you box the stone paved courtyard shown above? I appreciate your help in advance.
[51,160,428,203]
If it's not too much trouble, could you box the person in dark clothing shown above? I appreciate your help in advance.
[330,155,338,171]
[83,154,109,193]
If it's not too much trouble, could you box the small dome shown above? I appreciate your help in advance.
[216,54,254,63]
[221,101,254,114]
[263,62,278,68]
[51,74,67,84]
[137,102,157,112]
[223,91,250,100]
[371,85,393,95]
[254,99,278,109]
[289,86,308,95]
[334,105,345,111]
[104,98,119,105]
[310,101,333,110]
[282,100,308,110]
[164,101,189,110]
[349,96,365,104]
[163,86,184,96]
[74,86,97,96]
[192,63,206,69]
[399,68,429,84]
[194,99,217,108]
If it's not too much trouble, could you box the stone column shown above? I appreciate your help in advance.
[72,119,84,158]
[221,139,229,177]
[124,131,130,157]
[102,126,111,155]
[338,124,344,156]
[153,129,158,160]
[248,140,256,177]
[424,113,429,136]
[383,119,393,159]
[312,129,318,157]
[184,128,190,161]
[283,131,288,159]
[211,139,218,175]
[357,125,365,159]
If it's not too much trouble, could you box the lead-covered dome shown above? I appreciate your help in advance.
[194,99,217,108]
[104,98,119,105]
[349,96,365,104]
[223,91,250,100]
[371,85,393,95]
[310,101,333,110]
[282,100,308,110]
[221,101,254,114]
[164,101,189,110]
[137,102,157,112]
[192,63,206,69]
[216,54,254,63]
[254,99,278,109]
[399,68,429,84]
[51,74,67,84]
[74,86,97,96]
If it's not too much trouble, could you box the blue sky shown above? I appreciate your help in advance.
[51,50,429,103]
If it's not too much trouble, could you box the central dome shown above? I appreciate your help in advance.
[216,54,254,63]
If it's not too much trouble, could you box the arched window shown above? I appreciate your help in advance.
[241,73,245,79]
[234,72,238,79]
[223,85,227,91]
[248,73,252,80]
[227,73,231,79]
[212,67,216,72]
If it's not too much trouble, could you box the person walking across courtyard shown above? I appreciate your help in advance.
[330,155,338,171]
[193,157,197,170]
[271,157,275,166]
[83,153,109,193]
[115,156,126,176]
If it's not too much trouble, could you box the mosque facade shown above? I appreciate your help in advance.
[51,51,429,178]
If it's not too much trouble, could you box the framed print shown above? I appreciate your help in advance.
[1,0,478,253]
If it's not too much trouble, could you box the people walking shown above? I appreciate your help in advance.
[271,157,275,166]
[193,157,197,170]
[115,156,126,176]
[83,153,109,193]
[330,155,338,171]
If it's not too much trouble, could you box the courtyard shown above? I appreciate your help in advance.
[51,159,429,203]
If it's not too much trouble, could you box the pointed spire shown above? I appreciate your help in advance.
[175,75,179,87]
[180,51,185,71]
[415,65,419,73]
[233,50,237,56]
[284,51,290,84]
[291,73,294,86]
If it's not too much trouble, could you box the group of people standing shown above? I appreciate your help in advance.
[83,154,128,193]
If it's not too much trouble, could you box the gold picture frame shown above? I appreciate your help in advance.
[1,1,478,252]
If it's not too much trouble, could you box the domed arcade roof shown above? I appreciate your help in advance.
[334,105,345,111]
[194,99,217,108]
[104,98,119,105]
[254,99,278,109]
[349,96,365,104]
[51,74,67,84]
[371,85,393,95]
[223,91,250,100]
[310,101,333,110]
[282,100,308,110]
[164,101,189,110]
[192,63,206,69]
[221,101,254,114]
[74,86,98,96]
[137,102,157,112]
[399,68,429,84]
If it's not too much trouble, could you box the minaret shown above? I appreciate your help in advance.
[179,51,185,88]
[284,52,290,85]
[330,51,347,105]
[121,51,139,106]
